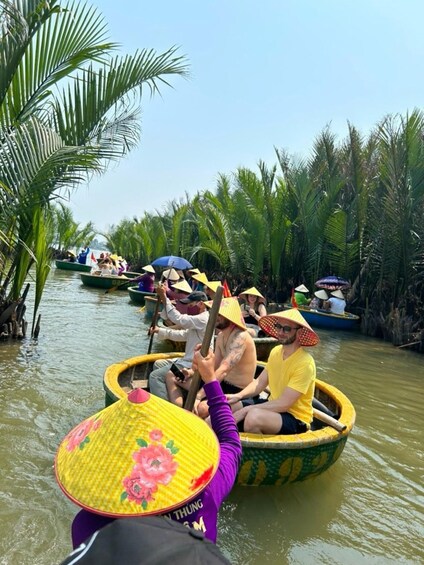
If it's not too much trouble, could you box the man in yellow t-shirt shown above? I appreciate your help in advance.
[227,309,319,435]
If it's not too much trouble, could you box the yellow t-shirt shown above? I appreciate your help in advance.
[267,345,316,424]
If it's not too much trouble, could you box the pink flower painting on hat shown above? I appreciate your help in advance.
[121,431,179,510]
[65,417,102,452]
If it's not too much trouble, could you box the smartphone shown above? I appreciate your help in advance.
[170,363,185,382]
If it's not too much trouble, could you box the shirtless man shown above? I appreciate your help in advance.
[171,297,257,418]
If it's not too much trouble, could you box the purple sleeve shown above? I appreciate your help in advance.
[203,380,242,505]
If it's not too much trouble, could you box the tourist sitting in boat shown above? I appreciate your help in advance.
[227,309,319,435]
[65,250,76,263]
[55,346,242,548]
[324,289,346,315]
[175,298,257,419]
[186,267,202,290]
[137,264,156,293]
[309,289,329,310]
[77,244,90,265]
[238,287,267,336]
[294,284,311,306]
[117,257,128,275]
[204,280,221,300]
[148,288,210,406]
[166,279,199,315]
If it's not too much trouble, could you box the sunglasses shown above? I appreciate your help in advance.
[274,324,301,333]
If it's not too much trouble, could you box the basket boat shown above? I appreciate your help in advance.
[103,353,355,486]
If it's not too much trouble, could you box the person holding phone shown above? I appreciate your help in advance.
[227,309,320,435]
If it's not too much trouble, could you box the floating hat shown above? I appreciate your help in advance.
[142,264,155,274]
[55,389,220,517]
[314,289,328,300]
[187,267,201,275]
[295,284,309,293]
[205,297,246,330]
[204,280,221,293]
[238,287,266,304]
[171,279,192,294]
[162,268,180,282]
[192,272,209,285]
[331,289,345,299]
[259,309,319,346]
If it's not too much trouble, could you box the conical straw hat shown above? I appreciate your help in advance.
[205,297,246,330]
[331,289,345,299]
[171,279,192,294]
[295,284,309,293]
[259,309,319,346]
[204,280,221,292]
[55,389,219,517]
[142,265,155,274]
[162,268,180,282]
[314,290,328,300]
[238,287,266,304]
[192,272,208,285]
[187,267,201,274]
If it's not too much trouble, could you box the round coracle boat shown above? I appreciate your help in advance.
[283,304,360,330]
[127,286,156,305]
[103,353,356,486]
[80,273,141,290]
[55,259,91,272]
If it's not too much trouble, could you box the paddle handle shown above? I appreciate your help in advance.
[147,295,162,355]
[184,286,223,411]
[313,408,346,432]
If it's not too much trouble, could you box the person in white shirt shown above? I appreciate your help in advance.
[324,289,346,315]
[148,288,209,406]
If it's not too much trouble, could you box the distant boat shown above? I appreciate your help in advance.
[283,304,360,330]
[103,353,356,486]
[55,259,91,273]
[127,286,156,305]
[80,272,141,290]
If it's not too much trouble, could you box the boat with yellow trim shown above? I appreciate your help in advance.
[103,353,356,486]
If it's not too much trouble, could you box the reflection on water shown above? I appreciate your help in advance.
[0,269,423,564]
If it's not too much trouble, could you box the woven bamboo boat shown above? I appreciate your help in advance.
[127,286,156,305]
[55,259,91,272]
[283,304,359,330]
[103,353,355,486]
[80,273,141,290]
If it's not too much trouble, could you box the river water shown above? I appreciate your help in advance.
[0,268,423,564]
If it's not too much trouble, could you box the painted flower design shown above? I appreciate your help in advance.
[121,431,179,510]
[190,465,214,490]
[66,417,102,452]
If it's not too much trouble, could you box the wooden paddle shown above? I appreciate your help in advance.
[184,286,223,411]
[313,408,347,432]
[147,291,163,355]
[104,275,132,294]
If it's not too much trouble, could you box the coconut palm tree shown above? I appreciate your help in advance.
[0,0,188,336]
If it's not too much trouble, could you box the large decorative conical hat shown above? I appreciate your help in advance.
[204,280,221,293]
[192,272,208,285]
[205,297,246,330]
[171,279,192,294]
[55,389,219,517]
[238,287,266,304]
[295,284,309,293]
[142,265,155,274]
[259,309,319,347]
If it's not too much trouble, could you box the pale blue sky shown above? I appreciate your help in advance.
[69,0,424,232]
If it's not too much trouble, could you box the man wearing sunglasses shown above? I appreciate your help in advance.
[226,309,319,435]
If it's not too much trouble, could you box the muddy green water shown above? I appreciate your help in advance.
[0,268,423,564]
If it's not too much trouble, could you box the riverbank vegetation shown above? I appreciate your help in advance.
[105,112,424,351]
[0,0,188,338]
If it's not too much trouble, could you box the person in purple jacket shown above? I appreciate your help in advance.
[68,347,242,548]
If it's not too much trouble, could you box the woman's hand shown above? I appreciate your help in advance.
[148,326,159,335]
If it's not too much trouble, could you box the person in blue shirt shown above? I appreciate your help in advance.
[77,244,90,265]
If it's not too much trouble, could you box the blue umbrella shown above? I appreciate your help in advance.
[315,276,351,290]
[151,255,193,270]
